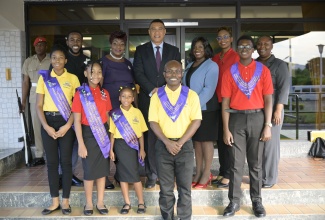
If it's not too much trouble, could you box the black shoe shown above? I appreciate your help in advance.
[137,203,146,214]
[145,179,156,189]
[72,175,83,186]
[262,184,274,188]
[120,204,131,214]
[61,205,71,215]
[223,202,240,217]
[41,205,60,215]
[217,182,229,188]
[252,201,266,217]
[96,205,108,215]
[32,158,45,166]
[83,205,93,216]
[105,178,115,190]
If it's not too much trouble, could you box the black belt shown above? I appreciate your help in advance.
[45,111,61,116]
[226,109,262,114]
[168,138,180,141]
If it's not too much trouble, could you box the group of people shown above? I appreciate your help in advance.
[22,18,290,219]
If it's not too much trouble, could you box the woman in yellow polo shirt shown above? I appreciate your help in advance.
[36,44,80,215]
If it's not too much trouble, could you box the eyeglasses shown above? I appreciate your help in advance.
[164,69,183,75]
[237,45,253,50]
[216,35,230,41]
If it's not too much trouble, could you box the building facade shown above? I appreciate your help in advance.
[0,0,324,149]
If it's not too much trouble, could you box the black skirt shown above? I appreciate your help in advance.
[114,139,140,183]
[81,125,110,180]
[192,110,218,142]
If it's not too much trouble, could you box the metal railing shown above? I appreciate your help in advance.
[284,94,299,140]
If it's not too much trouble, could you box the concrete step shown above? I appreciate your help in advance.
[1,185,324,208]
[0,205,324,219]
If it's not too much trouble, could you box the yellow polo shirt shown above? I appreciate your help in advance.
[36,68,80,111]
[148,85,202,139]
[109,105,148,138]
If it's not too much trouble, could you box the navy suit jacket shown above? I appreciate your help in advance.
[133,41,181,120]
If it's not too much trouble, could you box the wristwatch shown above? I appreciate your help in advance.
[264,122,273,128]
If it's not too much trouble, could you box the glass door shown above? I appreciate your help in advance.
[127,23,236,69]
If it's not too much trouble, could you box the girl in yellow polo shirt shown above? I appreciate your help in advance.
[36,44,80,215]
[109,87,148,215]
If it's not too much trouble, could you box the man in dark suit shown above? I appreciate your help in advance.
[133,19,181,188]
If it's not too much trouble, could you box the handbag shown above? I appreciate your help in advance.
[308,137,325,158]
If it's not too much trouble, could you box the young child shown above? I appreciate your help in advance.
[72,61,112,216]
[109,86,147,214]
[36,44,80,215]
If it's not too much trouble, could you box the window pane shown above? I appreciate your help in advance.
[125,6,235,19]
[241,2,325,19]
[28,4,120,21]
[29,25,119,60]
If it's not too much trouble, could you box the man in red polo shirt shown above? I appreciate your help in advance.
[221,35,273,218]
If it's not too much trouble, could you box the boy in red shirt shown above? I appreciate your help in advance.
[221,35,273,218]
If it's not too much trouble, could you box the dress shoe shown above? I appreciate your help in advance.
[83,205,93,216]
[145,179,156,189]
[194,173,213,189]
[252,201,266,217]
[217,182,229,188]
[71,175,83,186]
[32,158,45,166]
[212,175,223,184]
[223,202,240,217]
[61,205,71,215]
[137,203,146,214]
[41,205,60,215]
[105,178,115,189]
[96,205,108,215]
[262,184,274,188]
[105,183,115,189]
[120,204,131,214]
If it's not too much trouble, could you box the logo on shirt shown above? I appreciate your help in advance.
[133,117,139,124]
[62,81,72,89]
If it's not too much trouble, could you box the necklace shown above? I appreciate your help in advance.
[110,51,123,60]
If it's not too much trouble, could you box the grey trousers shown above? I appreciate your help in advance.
[228,111,264,204]
[155,139,194,220]
[263,109,284,185]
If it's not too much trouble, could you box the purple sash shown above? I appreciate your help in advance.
[39,70,71,122]
[110,108,144,166]
[77,84,110,158]
[230,62,263,99]
[157,86,189,122]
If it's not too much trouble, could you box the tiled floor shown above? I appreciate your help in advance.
[1,157,324,192]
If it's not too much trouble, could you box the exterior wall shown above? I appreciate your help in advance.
[0,30,25,149]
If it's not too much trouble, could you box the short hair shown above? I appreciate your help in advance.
[257,35,273,44]
[237,35,255,47]
[164,60,182,71]
[109,30,127,44]
[149,19,165,28]
[50,44,68,58]
[189,37,214,61]
[217,27,232,37]
[66,30,83,40]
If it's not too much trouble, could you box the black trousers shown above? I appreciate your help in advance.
[41,114,75,198]
[217,109,230,178]
[228,111,264,204]
[155,139,194,220]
